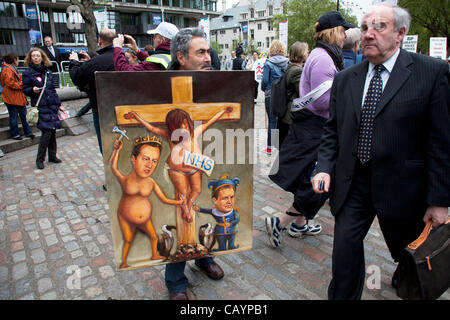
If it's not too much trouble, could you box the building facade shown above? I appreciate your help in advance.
[0,0,220,58]
[210,0,284,61]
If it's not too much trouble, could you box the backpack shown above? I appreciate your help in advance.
[269,70,288,118]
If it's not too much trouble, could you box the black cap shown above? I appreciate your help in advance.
[317,11,355,32]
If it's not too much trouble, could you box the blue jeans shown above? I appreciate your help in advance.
[92,108,102,154]
[165,257,213,293]
[6,103,32,138]
[264,96,277,148]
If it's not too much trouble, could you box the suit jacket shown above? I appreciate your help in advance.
[40,45,62,72]
[317,49,450,220]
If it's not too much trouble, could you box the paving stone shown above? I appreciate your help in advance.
[12,262,29,280]
[37,278,53,293]
[31,248,46,264]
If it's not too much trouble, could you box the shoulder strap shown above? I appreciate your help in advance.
[35,73,48,107]
[291,80,333,112]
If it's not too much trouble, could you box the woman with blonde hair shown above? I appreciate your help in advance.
[267,11,353,248]
[260,39,289,154]
[22,48,64,169]
[1,52,35,140]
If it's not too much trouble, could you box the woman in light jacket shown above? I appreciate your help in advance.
[260,40,289,154]
[22,48,64,170]
[267,11,353,248]
[1,52,34,140]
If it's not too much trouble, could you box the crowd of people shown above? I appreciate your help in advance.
[0,1,448,301]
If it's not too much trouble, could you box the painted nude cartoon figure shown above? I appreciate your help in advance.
[125,106,232,224]
[109,135,182,268]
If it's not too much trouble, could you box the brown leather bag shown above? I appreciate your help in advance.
[397,218,450,300]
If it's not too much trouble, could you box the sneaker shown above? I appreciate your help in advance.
[288,222,322,237]
[265,217,286,248]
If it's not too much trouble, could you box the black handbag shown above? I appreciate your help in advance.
[397,218,450,300]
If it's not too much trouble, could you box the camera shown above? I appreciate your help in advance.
[123,37,130,44]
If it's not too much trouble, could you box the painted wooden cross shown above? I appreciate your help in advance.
[114,76,241,247]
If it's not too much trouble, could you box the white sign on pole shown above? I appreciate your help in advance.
[429,37,447,60]
[199,17,210,44]
[279,20,288,50]
[372,0,397,4]
[93,8,108,32]
[402,35,418,53]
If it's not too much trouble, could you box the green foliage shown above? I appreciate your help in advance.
[273,0,358,50]
[398,0,449,54]
[210,40,222,55]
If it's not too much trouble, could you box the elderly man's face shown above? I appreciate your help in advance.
[361,6,405,65]
[178,36,211,71]
[44,37,53,47]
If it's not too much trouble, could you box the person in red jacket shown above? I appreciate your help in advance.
[113,21,179,71]
[0,52,34,140]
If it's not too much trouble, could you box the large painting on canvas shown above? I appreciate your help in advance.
[96,71,254,270]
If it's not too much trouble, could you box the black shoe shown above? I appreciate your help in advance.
[194,261,224,280]
[36,162,44,170]
[49,158,62,163]
[26,134,36,139]
[12,136,23,140]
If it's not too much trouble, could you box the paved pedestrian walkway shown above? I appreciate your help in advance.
[0,96,448,301]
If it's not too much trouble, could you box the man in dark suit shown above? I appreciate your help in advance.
[312,3,449,300]
[41,36,62,71]
[41,36,63,87]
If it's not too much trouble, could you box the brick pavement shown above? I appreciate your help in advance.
[0,96,448,301]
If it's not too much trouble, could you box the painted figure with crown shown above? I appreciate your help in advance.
[109,134,183,268]
[193,175,241,252]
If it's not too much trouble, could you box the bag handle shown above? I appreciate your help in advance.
[35,72,48,108]
[408,218,450,250]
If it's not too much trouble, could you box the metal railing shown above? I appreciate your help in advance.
[16,59,70,88]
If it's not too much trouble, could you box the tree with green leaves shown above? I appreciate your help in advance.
[210,40,222,55]
[273,0,358,50]
[398,0,449,54]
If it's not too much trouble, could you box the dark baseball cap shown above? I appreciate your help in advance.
[316,11,355,32]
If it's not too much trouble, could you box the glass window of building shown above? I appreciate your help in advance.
[162,0,170,6]
[0,2,17,17]
[173,0,181,7]
[54,11,67,24]
[41,11,49,22]
[149,0,159,5]
[268,5,273,16]
[0,29,15,45]
[250,29,254,39]
[257,23,262,30]
[137,0,147,3]
[73,33,86,44]
[257,11,264,17]
[268,21,273,31]
[250,9,254,18]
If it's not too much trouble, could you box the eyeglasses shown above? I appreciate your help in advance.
[361,21,389,33]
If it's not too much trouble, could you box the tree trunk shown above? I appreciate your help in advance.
[70,0,98,57]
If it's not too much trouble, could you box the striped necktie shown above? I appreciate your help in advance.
[357,64,385,164]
